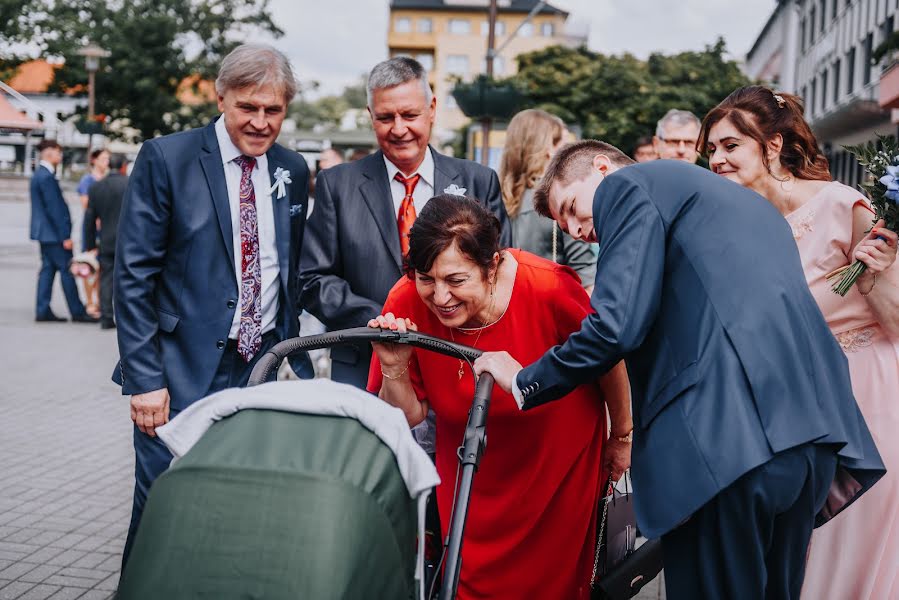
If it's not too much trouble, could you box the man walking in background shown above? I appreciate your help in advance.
[84,153,128,329]
[30,139,97,323]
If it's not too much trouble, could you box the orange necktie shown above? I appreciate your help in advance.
[394,172,421,256]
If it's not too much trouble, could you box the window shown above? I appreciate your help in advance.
[863,33,873,84]
[801,86,808,107]
[810,6,816,43]
[395,17,411,33]
[448,19,471,35]
[833,58,841,104]
[810,79,817,116]
[446,55,469,76]
[847,47,856,93]
[881,16,894,67]
[820,0,826,32]
[821,69,828,111]
[800,18,807,52]
[416,53,434,71]
[831,0,837,19]
[541,22,554,37]
[482,56,506,75]
[417,18,432,33]
[481,21,506,36]
[519,22,534,37]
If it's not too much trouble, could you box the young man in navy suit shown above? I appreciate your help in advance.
[114,43,312,568]
[475,140,884,598]
[29,139,96,323]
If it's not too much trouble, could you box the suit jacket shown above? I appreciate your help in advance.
[84,172,127,255]
[30,165,71,243]
[299,147,511,387]
[113,120,311,410]
[517,160,885,539]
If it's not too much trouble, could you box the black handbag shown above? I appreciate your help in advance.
[590,473,664,600]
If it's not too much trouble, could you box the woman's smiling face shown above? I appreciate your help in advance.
[414,242,496,329]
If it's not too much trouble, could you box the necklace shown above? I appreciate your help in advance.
[448,290,495,380]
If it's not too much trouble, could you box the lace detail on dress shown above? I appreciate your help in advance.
[834,327,876,353]
[790,210,815,240]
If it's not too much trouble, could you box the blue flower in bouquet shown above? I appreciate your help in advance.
[879,164,899,203]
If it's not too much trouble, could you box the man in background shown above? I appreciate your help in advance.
[632,135,657,162]
[653,109,701,163]
[318,147,344,171]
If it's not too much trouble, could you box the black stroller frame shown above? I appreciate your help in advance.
[247,327,494,600]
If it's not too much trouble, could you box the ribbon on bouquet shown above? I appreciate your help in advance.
[270,167,292,199]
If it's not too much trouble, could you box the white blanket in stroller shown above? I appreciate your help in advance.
[156,379,440,600]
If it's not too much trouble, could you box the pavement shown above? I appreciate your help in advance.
[0,176,665,599]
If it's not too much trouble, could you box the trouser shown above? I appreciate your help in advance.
[661,443,837,600]
[98,253,115,323]
[36,242,85,318]
[120,330,280,572]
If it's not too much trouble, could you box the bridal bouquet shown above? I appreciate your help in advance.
[827,135,899,296]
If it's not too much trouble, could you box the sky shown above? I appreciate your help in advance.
[257,0,779,97]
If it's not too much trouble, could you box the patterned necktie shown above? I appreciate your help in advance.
[233,155,262,362]
[394,172,421,256]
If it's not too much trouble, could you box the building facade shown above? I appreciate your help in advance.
[387,0,585,143]
[745,0,899,188]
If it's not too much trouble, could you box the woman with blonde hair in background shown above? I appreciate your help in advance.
[500,108,596,291]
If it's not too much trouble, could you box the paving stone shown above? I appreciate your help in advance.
[40,575,93,590]
[0,581,36,600]
[17,584,60,600]
[20,549,64,567]
[74,591,111,600]
[0,563,38,581]
[92,575,117,593]
[45,588,87,600]
[42,552,85,568]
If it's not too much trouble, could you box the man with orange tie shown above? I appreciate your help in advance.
[300,57,511,388]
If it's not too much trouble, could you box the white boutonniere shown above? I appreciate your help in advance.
[443,184,467,196]
[270,167,292,199]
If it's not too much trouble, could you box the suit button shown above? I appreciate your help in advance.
[216,340,225,349]
[227,299,236,309]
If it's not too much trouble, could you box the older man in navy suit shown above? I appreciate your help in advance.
[475,141,885,598]
[30,139,96,323]
[114,43,312,568]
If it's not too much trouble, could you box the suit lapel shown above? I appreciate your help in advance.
[359,152,403,270]
[432,147,461,198]
[199,122,235,271]
[267,148,291,291]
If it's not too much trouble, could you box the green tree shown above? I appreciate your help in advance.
[509,38,754,154]
[18,0,283,141]
[289,76,371,132]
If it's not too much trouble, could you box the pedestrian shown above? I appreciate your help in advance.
[114,43,312,569]
[701,85,899,600]
[653,108,701,163]
[77,148,110,318]
[83,153,129,329]
[299,56,511,389]
[474,140,885,599]
[632,135,657,163]
[30,139,97,323]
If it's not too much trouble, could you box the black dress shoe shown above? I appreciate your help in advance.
[35,313,66,322]
[72,314,100,323]
[100,320,116,330]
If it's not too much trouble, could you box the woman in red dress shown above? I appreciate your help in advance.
[367,194,632,599]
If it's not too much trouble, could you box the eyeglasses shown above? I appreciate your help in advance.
[659,138,698,148]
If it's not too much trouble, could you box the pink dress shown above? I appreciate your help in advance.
[791,182,899,600]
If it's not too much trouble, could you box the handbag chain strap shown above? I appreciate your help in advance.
[590,475,614,589]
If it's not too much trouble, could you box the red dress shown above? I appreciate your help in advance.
[369,249,607,599]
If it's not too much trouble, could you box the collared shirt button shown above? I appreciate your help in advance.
[216,340,226,349]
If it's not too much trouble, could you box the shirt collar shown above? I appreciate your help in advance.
[383,146,434,188]
[215,115,268,172]
[39,160,56,174]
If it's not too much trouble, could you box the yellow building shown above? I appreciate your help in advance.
[387,0,585,145]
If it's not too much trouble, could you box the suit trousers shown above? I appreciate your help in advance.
[120,331,279,572]
[98,253,115,324]
[36,243,85,318]
[661,443,837,600]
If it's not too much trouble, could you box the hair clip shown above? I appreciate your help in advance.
[772,92,786,109]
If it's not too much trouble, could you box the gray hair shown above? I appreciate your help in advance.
[366,57,433,109]
[215,43,298,104]
[656,109,701,139]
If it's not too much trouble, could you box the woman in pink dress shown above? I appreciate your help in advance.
[699,86,899,599]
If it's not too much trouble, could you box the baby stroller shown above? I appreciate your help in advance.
[118,328,493,600]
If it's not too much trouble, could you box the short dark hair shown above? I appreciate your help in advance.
[37,139,61,152]
[533,140,634,217]
[405,195,503,279]
[633,135,653,150]
[108,153,127,171]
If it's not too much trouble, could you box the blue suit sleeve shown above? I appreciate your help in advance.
[39,175,72,241]
[114,141,171,395]
[516,172,665,408]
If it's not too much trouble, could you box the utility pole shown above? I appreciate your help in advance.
[481,0,498,166]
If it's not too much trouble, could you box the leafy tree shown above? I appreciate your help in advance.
[289,76,371,132]
[11,0,283,141]
[509,38,754,154]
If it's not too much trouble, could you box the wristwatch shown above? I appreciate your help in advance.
[613,429,633,443]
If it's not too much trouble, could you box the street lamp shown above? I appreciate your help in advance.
[77,43,110,154]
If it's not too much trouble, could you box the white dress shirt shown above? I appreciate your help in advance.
[215,115,280,339]
[39,160,56,175]
[383,147,435,217]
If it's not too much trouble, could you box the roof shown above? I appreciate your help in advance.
[0,94,42,130]
[390,0,568,16]
[6,60,59,94]
[176,75,217,106]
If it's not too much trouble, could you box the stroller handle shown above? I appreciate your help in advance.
[247,327,485,386]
